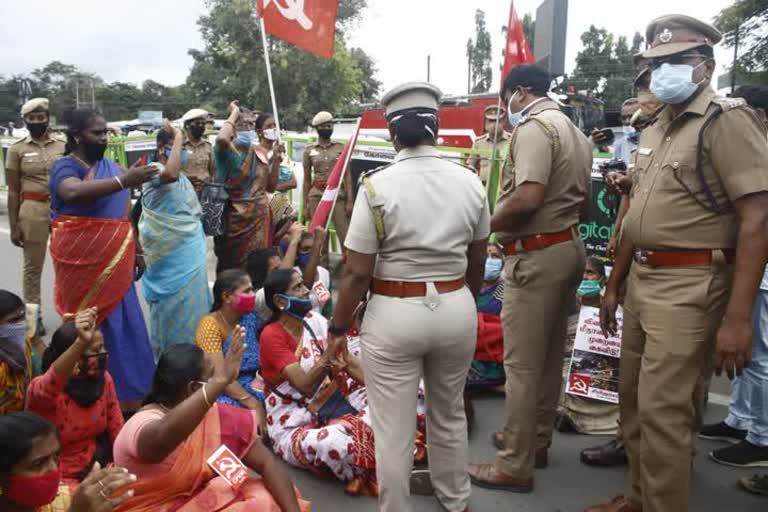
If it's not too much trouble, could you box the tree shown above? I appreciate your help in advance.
[466,9,492,94]
[185,0,379,129]
[715,0,768,86]
[521,13,535,54]
[561,26,644,111]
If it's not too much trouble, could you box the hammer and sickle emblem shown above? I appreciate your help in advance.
[263,0,314,30]
[659,28,673,43]
[217,457,242,479]
[571,377,589,394]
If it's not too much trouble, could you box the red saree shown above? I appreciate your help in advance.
[50,215,135,323]
[115,405,310,512]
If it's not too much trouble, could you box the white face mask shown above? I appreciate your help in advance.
[507,91,524,127]
[263,128,279,141]
[650,61,707,105]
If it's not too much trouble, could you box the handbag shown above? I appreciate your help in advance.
[200,170,229,237]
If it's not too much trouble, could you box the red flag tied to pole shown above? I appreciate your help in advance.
[501,0,535,82]
[309,119,361,230]
[257,0,339,59]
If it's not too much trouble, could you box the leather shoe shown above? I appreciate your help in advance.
[580,438,627,467]
[467,463,533,493]
[583,495,641,512]
[492,432,548,468]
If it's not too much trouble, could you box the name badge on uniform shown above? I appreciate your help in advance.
[310,149,320,157]
[23,152,39,158]
[186,150,194,155]
[637,147,653,156]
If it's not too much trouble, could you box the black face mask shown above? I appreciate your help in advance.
[317,128,333,140]
[64,353,107,407]
[83,140,108,162]
[187,125,206,139]
[27,123,48,138]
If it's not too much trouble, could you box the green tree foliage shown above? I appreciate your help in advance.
[561,26,643,111]
[466,9,492,94]
[715,0,768,86]
[185,0,380,129]
[521,13,535,54]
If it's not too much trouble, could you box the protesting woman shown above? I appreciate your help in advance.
[26,308,124,482]
[213,102,280,271]
[0,411,136,512]
[112,341,309,511]
[0,290,40,414]
[139,123,211,356]
[48,108,157,409]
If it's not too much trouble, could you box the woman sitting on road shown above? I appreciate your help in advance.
[112,341,309,511]
[25,308,124,482]
[259,269,427,496]
[0,411,136,512]
[0,290,40,415]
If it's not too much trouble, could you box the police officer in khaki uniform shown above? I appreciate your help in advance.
[587,15,768,512]
[327,82,490,512]
[467,64,592,492]
[302,111,352,241]
[466,105,512,185]
[5,98,65,331]
[180,108,214,196]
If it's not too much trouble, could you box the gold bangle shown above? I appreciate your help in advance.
[237,395,251,402]
[201,383,212,407]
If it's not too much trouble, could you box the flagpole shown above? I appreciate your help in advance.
[259,15,282,135]
[325,118,361,231]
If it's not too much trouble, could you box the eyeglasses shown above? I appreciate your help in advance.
[648,54,707,70]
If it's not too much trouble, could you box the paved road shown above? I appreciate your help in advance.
[0,211,764,511]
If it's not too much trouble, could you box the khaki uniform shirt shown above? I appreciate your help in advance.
[496,99,593,242]
[345,146,491,281]
[303,141,346,197]
[5,134,65,242]
[622,88,768,250]
[467,131,512,183]
[182,138,214,190]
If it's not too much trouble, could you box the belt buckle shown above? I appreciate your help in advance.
[634,249,649,264]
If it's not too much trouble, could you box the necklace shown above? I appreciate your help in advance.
[69,154,92,169]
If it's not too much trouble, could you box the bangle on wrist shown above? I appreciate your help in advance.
[237,395,251,402]
[114,176,125,190]
[201,383,212,407]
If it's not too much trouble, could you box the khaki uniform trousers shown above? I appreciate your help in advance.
[498,238,586,478]
[360,285,476,512]
[307,188,350,264]
[19,200,50,306]
[620,256,732,512]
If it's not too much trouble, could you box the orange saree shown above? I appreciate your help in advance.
[115,405,310,512]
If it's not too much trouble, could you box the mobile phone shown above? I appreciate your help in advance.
[598,128,615,144]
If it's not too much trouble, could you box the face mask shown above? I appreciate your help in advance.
[27,123,48,138]
[83,140,108,161]
[4,468,61,508]
[279,294,313,319]
[263,128,279,141]
[317,128,333,139]
[577,280,602,298]
[79,352,108,378]
[234,293,256,314]
[163,148,188,166]
[296,253,311,269]
[187,125,206,139]
[637,90,664,117]
[235,130,256,146]
[507,92,524,126]
[484,258,503,281]
[0,320,27,350]
[650,62,706,105]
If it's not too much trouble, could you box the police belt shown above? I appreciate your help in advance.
[371,278,465,298]
[633,248,735,268]
[21,191,50,202]
[502,227,575,256]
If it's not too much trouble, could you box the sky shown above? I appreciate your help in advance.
[0,0,735,98]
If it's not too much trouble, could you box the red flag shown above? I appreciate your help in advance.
[257,0,339,59]
[501,1,535,83]
[309,119,361,230]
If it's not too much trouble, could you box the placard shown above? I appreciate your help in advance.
[207,445,248,490]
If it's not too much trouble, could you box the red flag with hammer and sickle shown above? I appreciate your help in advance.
[257,0,339,59]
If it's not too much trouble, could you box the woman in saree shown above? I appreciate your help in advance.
[259,269,427,496]
[140,123,211,356]
[112,339,309,512]
[214,102,281,272]
[0,290,40,414]
[49,109,158,411]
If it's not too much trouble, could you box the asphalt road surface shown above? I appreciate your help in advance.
[0,210,764,511]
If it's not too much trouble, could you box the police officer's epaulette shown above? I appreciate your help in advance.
[356,163,393,187]
[711,96,747,112]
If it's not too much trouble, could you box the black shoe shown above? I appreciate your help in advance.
[699,421,748,443]
[710,440,768,468]
[580,438,628,467]
[409,469,434,496]
[739,473,768,496]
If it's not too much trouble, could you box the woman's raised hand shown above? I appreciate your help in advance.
[122,160,160,188]
[215,325,246,385]
[74,308,98,346]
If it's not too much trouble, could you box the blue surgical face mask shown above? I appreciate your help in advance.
[577,280,602,298]
[650,62,706,105]
[0,320,27,350]
[484,258,503,281]
[235,130,257,147]
[278,294,313,319]
[507,91,524,126]
[163,148,188,166]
